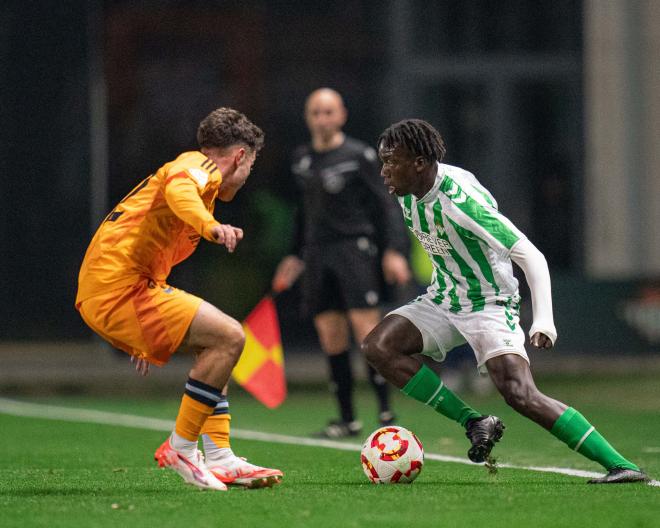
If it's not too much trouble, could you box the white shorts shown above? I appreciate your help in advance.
[388,294,528,373]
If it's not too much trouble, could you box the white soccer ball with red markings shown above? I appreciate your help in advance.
[360,426,424,484]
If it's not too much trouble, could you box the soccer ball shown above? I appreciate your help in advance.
[360,426,424,484]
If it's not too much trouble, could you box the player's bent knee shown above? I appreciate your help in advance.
[361,332,390,367]
[208,317,245,358]
[225,320,246,355]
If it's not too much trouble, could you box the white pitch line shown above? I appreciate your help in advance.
[0,397,657,487]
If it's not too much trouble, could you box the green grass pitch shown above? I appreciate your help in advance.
[1,372,659,528]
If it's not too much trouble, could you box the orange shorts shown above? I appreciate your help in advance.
[77,279,203,366]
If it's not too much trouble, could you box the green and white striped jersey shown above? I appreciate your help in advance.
[399,163,525,313]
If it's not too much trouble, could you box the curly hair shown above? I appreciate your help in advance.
[378,119,446,162]
[197,107,264,152]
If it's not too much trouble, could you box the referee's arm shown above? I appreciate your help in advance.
[360,148,411,284]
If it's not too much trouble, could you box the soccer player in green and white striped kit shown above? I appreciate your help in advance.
[362,118,647,484]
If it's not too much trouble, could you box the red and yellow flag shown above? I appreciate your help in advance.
[232,297,286,408]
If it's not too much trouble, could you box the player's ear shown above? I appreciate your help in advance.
[234,147,246,165]
[414,156,427,172]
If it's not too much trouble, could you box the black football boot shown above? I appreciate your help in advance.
[588,467,649,484]
[465,415,505,463]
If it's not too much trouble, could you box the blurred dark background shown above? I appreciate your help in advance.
[1,0,659,360]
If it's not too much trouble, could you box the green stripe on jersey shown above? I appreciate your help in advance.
[416,200,430,232]
[431,269,446,305]
[440,175,520,250]
[404,195,445,305]
[432,201,485,312]
[416,201,458,310]
[446,217,500,297]
[473,186,495,208]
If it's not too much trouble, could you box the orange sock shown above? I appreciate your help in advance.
[200,413,231,448]
[174,394,215,441]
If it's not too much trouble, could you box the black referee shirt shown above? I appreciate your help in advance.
[290,136,408,256]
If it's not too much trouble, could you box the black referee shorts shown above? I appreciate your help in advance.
[301,238,384,317]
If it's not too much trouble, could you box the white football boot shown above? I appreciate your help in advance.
[154,437,227,491]
[205,451,283,489]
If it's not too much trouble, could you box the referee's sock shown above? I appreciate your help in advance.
[401,364,481,427]
[550,407,639,471]
[366,363,392,416]
[327,350,355,423]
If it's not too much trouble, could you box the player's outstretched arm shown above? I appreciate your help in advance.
[209,224,243,253]
[509,238,557,348]
[165,174,220,237]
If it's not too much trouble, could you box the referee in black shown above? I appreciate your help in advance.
[273,88,411,438]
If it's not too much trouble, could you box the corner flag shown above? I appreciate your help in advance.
[232,297,286,408]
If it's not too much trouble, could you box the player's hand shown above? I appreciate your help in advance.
[130,355,150,376]
[272,255,305,293]
[210,224,244,253]
[530,332,553,349]
[382,249,412,285]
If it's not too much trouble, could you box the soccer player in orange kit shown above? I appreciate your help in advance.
[76,108,282,490]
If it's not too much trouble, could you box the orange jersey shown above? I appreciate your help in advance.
[76,151,223,305]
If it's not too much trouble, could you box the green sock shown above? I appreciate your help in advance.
[401,364,481,427]
[550,407,639,471]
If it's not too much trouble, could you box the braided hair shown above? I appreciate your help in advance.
[378,119,446,163]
